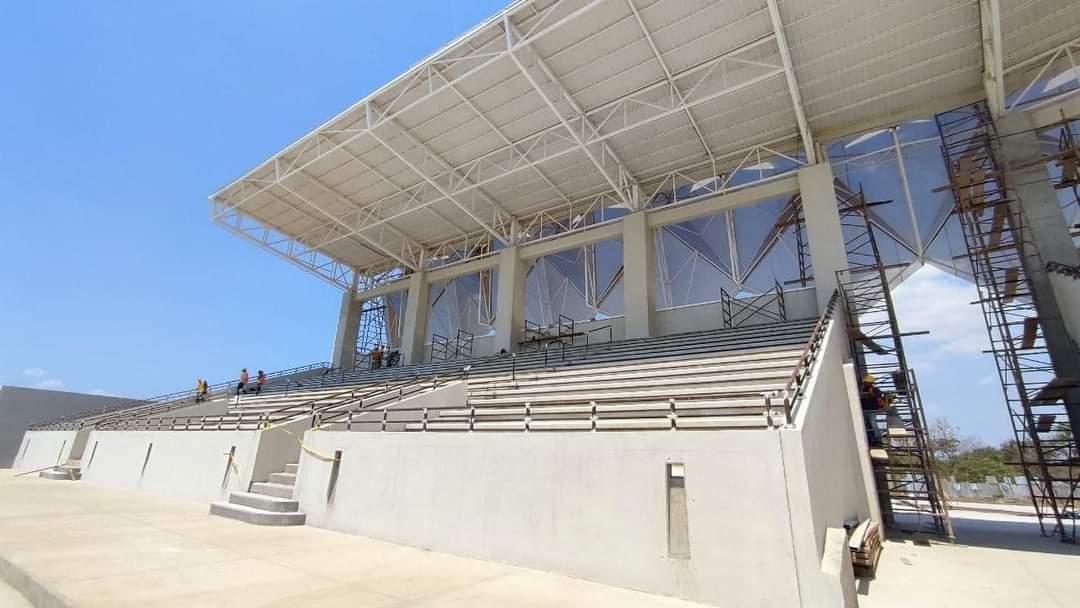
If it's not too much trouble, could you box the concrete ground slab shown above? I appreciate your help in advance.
[0,471,704,607]
[861,501,1080,608]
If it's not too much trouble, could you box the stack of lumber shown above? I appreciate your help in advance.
[848,519,882,577]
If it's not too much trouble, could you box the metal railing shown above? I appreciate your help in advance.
[774,290,839,425]
[99,374,438,432]
[1046,261,1080,279]
[337,392,785,434]
[29,361,332,431]
[584,325,613,353]
[722,281,787,328]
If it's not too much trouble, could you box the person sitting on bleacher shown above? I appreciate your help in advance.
[860,374,888,446]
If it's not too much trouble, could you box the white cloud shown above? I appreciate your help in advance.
[22,368,48,378]
[34,378,65,390]
[892,265,990,356]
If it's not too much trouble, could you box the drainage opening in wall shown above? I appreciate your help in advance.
[139,443,154,479]
[85,441,99,472]
[667,462,690,559]
[327,449,343,503]
[221,445,237,489]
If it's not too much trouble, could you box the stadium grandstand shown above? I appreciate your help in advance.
[14,1,1080,605]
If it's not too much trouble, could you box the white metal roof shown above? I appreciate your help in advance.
[210,0,1080,290]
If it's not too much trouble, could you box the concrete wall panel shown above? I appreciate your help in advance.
[294,430,803,607]
[12,430,78,473]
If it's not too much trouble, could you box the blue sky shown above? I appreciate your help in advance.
[0,1,506,397]
[0,2,1013,444]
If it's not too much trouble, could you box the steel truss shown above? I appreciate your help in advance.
[936,101,1077,543]
[210,0,807,287]
[835,188,953,539]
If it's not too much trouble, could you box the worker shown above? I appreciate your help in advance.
[195,378,208,403]
[237,368,249,395]
[860,374,887,445]
[255,370,266,395]
[371,344,384,370]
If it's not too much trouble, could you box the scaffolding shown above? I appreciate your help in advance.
[935,101,1078,543]
[835,187,953,539]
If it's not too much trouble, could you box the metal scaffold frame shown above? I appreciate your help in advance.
[834,188,952,539]
[935,101,1078,543]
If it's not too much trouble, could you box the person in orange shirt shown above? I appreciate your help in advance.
[255,370,266,395]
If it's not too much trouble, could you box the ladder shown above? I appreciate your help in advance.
[935,101,1078,543]
[836,186,953,539]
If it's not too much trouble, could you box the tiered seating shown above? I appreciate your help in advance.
[422,347,804,431]
[331,318,821,433]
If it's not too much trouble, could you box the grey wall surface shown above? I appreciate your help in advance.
[0,386,137,468]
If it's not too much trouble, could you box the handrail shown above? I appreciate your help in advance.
[776,290,840,424]
[29,361,333,430]
[584,325,613,353]
[1046,261,1080,279]
[543,340,567,367]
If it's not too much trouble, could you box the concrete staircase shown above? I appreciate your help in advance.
[209,463,306,526]
[39,460,81,481]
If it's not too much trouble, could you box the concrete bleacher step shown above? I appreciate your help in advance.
[210,463,305,526]
[209,502,306,526]
[268,472,297,485]
[228,491,301,513]
[250,482,296,499]
[39,467,81,481]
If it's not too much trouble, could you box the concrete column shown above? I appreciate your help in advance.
[494,246,526,353]
[622,211,657,339]
[798,163,848,310]
[400,271,430,366]
[997,111,1080,442]
[330,290,361,369]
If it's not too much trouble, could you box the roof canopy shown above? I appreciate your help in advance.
[210,0,1080,290]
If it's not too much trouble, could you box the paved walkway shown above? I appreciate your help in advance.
[860,501,1080,608]
[0,470,704,607]
[2,471,1078,607]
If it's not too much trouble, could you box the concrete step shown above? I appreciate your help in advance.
[250,482,295,499]
[267,472,297,486]
[284,463,298,474]
[209,502,305,526]
[39,468,81,481]
[228,491,300,512]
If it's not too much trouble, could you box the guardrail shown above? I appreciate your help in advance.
[1046,261,1080,279]
[721,281,787,328]
[29,361,333,431]
[99,374,442,432]
[774,290,839,424]
[337,391,785,433]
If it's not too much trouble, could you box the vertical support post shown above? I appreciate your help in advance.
[331,272,362,369]
[622,210,657,339]
[997,112,1080,440]
[401,268,430,366]
[798,163,848,310]
[494,246,526,353]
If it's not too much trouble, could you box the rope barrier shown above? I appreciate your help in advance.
[264,421,339,462]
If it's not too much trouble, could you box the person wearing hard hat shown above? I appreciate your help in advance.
[860,374,887,445]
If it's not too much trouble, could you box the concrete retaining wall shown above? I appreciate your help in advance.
[12,430,79,473]
[79,430,261,501]
[294,429,803,607]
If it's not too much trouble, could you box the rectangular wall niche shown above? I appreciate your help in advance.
[667,462,690,559]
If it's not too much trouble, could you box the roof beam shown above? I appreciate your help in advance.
[980,0,1006,118]
[625,0,715,169]
[273,181,420,270]
[505,17,641,210]
[366,106,514,245]
[765,0,816,163]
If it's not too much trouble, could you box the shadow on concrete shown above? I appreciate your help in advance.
[950,513,1080,556]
